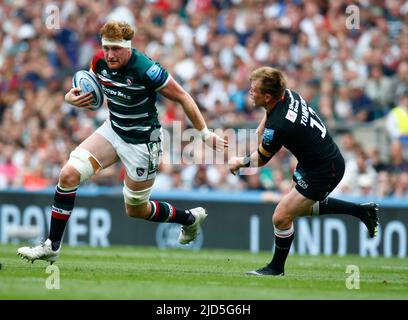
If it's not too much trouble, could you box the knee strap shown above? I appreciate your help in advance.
[123,183,153,206]
[67,148,101,183]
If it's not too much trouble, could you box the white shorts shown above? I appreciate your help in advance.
[96,120,162,181]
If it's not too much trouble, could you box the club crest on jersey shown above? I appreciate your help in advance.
[136,168,145,177]
[126,76,133,85]
[101,69,108,77]
[263,128,275,145]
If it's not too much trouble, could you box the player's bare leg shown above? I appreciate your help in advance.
[123,175,207,244]
[17,133,117,264]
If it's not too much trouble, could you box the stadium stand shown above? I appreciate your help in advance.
[0,0,407,200]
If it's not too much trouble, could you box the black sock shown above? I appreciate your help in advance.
[268,226,294,273]
[147,201,195,225]
[48,185,77,250]
[313,197,364,219]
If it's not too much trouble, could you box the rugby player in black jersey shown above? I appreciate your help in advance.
[229,67,379,276]
[18,21,227,264]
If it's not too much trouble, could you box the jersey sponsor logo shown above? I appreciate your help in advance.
[297,179,308,189]
[286,109,297,123]
[104,87,131,99]
[263,128,275,145]
[146,64,161,82]
[294,170,308,189]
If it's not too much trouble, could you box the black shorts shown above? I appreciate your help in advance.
[293,154,345,201]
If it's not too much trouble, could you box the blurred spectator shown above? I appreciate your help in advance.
[349,80,375,122]
[242,172,266,191]
[0,144,20,188]
[192,164,211,190]
[170,165,190,190]
[386,87,408,145]
[376,170,394,198]
[338,131,358,162]
[394,172,408,197]
[365,65,394,117]
[391,61,408,101]
[337,149,377,195]
[22,162,49,191]
[334,85,353,122]
[368,148,391,172]
[52,15,80,72]
[357,174,375,197]
[389,140,408,174]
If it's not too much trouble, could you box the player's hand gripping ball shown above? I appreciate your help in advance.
[72,70,104,110]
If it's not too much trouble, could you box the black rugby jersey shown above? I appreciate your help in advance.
[261,89,341,169]
[91,49,169,144]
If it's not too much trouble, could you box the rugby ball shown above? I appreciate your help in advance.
[72,70,104,110]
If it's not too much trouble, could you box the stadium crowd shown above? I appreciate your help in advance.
[0,0,408,200]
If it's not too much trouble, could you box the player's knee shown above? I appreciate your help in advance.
[59,165,80,187]
[123,183,153,218]
[66,148,101,184]
[273,210,292,229]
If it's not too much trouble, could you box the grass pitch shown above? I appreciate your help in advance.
[0,244,407,300]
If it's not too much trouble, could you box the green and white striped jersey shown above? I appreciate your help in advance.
[91,48,170,144]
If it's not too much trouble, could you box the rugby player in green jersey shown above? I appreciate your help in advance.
[18,21,227,264]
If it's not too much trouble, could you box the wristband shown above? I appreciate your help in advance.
[258,148,272,163]
[200,127,211,141]
[242,155,251,167]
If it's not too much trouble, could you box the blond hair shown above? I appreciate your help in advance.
[250,67,286,100]
[99,21,135,41]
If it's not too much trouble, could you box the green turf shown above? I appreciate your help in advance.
[1,244,407,299]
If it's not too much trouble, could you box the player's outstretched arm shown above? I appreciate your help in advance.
[228,156,248,175]
[229,152,267,175]
[65,87,94,108]
[159,77,228,151]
